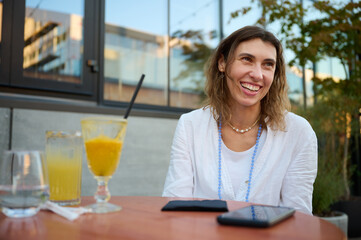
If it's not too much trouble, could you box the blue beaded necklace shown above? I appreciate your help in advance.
[217,119,262,201]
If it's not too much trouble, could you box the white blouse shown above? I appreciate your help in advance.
[162,107,318,215]
[222,129,266,196]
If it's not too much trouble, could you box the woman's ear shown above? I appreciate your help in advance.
[218,55,225,72]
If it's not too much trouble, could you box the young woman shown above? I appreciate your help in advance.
[162,26,317,215]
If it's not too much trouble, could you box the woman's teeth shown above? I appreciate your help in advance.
[241,83,260,91]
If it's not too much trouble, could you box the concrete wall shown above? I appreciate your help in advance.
[0,108,10,156]
[1,107,178,197]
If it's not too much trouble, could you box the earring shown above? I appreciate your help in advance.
[220,72,224,80]
[220,73,225,95]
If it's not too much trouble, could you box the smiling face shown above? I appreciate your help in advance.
[218,38,277,111]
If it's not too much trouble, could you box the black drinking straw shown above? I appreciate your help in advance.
[124,74,145,119]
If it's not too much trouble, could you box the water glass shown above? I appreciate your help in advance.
[0,151,49,218]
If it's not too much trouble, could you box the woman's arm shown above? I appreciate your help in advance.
[280,127,318,215]
[162,116,194,197]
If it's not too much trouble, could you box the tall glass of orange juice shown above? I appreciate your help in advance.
[81,117,127,213]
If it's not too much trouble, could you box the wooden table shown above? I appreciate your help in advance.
[0,196,346,240]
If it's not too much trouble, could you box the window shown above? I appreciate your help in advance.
[169,0,220,108]
[5,0,99,97]
[104,0,168,106]
[103,0,221,109]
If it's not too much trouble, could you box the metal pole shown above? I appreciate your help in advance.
[219,0,224,40]
[167,0,171,107]
[301,0,307,109]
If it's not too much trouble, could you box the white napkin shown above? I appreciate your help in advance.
[42,201,91,221]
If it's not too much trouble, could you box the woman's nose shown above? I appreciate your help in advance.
[249,65,263,81]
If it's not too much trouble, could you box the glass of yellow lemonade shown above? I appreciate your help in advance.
[81,117,127,213]
[45,130,83,206]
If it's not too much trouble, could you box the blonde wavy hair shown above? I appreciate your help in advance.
[204,26,290,130]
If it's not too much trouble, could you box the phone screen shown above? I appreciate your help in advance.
[217,205,295,227]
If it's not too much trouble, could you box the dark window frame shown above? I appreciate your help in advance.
[0,0,12,85]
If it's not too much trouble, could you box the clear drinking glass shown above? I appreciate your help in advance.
[0,151,49,218]
[81,117,127,213]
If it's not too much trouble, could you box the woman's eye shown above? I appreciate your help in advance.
[264,62,275,68]
[241,57,252,62]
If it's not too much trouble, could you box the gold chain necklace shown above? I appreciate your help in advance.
[228,116,260,134]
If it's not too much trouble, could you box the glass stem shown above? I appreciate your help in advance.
[94,177,111,204]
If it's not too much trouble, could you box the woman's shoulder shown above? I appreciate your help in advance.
[180,107,212,121]
[285,112,310,125]
[284,112,315,136]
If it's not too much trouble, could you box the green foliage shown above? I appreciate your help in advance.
[296,75,360,213]
[312,155,344,215]
[296,76,361,214]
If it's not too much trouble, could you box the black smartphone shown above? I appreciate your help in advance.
[217,205,295,228]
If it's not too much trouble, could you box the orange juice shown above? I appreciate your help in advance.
[85,135,123,176]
